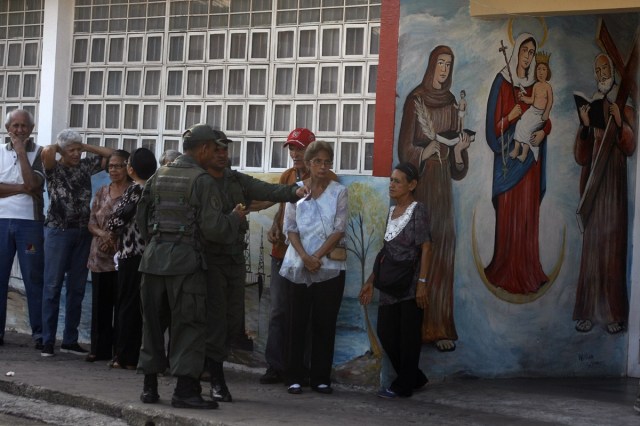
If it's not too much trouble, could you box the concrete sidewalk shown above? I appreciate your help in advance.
[0,330,638,426]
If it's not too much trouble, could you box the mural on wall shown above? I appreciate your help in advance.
[392,0,637,379]
[397,45,471,352]
[572,22,638,335]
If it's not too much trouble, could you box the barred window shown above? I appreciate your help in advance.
[67,0,380,174]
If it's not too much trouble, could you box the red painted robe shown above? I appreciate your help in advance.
[484,73,551,294]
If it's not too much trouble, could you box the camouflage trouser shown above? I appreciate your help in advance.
[138,271,207,379]
[204,261,245,362]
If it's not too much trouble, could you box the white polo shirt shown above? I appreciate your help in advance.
[0,140,45,221]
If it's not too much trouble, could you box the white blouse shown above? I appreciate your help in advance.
[280,180,348,285]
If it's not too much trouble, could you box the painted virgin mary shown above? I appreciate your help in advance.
[484,32,551,294]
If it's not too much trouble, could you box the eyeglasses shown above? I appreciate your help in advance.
[108,163,126,170]
[310,159,333,167]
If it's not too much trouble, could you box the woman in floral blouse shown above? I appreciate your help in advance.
[86,150,132,362]
[107,147,157,369]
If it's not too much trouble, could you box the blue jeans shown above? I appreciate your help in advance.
[42,227,92,346]
[0,219,44,341]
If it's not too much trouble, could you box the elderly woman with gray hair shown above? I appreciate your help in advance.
[159,149,180,166]
[39,130,114,357]
[279,140,348,395]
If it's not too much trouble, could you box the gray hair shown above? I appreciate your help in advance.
[5,109,35,128]
[160,149,181,165]
[56,129,83,149]
[304,140,334,162]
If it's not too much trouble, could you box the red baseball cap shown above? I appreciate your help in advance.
[284,128,315,149]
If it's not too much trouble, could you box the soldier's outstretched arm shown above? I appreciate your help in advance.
[195,174,242,244]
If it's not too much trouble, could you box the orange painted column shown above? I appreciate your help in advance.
[372,0,400,177]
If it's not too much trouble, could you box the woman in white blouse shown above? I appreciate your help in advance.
[279,141,348,395]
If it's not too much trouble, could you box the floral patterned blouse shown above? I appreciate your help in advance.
[87,183,129,272]
[107,183,146,260]
[45,156,103,228]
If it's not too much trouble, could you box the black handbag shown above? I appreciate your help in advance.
[372,246,417,297]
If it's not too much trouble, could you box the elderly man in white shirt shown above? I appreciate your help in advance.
[0,109,45,349]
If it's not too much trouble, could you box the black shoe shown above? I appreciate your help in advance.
[172,393,219,409]
[287,384,303,394]
[173,376,218,409]
[60,343,88,355]
[210,383,232,402]
[312,384,333,394]
[208,359,232,402]
[259,367,282,384]
[140,374,159,404]
[34,338,43,350]
[41,343,54,357]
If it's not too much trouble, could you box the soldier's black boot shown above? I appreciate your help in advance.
[209,359,233,402]
[172,376,219,409]
[140,374,159,404]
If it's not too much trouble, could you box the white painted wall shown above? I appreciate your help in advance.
[39,0,73,145]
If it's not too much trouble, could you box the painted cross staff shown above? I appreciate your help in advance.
[498,40,516,176]
[499,40,518,103]
[576,20,639,229]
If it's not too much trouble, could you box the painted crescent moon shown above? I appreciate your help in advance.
[508,17,548,48]
[471,207,565,304]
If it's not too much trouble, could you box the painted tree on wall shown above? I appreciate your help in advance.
[346,182,387,356]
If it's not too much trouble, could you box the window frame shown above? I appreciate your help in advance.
[341,61,364,97]
[243,137,265,172]
[184,101,204,129]
[246,101,267,134]
[225,101,245,132]
[336,137,361,174]
[295,64,318,97]
[339,100,363,135]
[249,29,270,61]
[228,30,248,62]
[247,65,269,98]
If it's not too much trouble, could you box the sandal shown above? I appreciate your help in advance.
[107,359,122,369]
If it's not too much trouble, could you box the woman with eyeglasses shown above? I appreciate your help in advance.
[85,149,132,363]
[279,141,348,395]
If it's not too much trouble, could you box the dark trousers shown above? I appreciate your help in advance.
[287,272,345,387]
[377,299,426,396]
[114,256,143,367]
[204,261,245,362]
[139,272,207,379]
[89,271,117,360]
[264,257,288,372]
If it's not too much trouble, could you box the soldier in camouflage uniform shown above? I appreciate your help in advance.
[202,129,307,403]
[136,124,247,409]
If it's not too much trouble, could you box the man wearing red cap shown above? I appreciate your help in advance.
[260,128,337,385]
